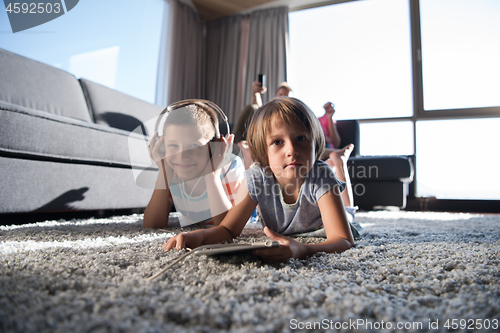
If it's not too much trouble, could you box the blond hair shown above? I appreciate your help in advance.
[163,100,219,141]
[247,97,325,169]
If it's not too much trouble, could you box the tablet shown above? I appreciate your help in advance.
[193,241,280,256]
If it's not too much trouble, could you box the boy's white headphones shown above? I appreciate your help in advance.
[154,99,230,140]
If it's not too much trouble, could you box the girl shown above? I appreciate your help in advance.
[318,101,341,149]
[164,97,357,262]
[143,100,244,229]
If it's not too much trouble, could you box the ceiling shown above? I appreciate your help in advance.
[191,0,278,21]
[189,0,346,21]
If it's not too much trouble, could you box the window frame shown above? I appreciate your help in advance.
[289,0,500,209]
[410,0,500,121]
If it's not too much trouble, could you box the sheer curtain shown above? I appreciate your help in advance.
[206,7,289,123]
[205,15,244,123]
[156,1,289,124]
[156,0,205,107]
[243,7,289,109]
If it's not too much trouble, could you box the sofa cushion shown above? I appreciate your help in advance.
[0,101,154,170]
[0,48,92,122]
[80,79,162,136]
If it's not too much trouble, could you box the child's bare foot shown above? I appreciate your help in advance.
[326,144,354,167]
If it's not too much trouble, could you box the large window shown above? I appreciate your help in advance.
[415,0,500,200]
[0,0,165,104]
[289,0,414,157]
[416,118,500,200]
[288,0,413,121]
[359,121,414,156]
[289,0,500,201]
[420,0,500,111]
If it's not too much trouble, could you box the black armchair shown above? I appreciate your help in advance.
[336,120,414,210]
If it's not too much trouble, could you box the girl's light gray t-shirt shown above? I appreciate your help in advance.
[245,160,346,235]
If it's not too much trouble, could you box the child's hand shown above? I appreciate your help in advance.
[253,227,308,262]
[149,132,165,165]
[162,232,203,251]
[205,134,234,175]
[149,131,176,186]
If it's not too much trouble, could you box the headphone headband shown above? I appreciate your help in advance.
[154,99,229,139]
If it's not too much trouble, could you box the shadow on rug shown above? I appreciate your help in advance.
[1,211,499,332]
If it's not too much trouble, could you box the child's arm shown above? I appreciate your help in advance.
[254,187,354,262]
[307,187,355,252]
[143,160,173,229]
[203,134,240,225]
[163,181,256,251]
[250,81,266,107]
[143,132,174,229]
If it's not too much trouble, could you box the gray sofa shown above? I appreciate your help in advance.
[0,48,161,216]
[0,48,413,219]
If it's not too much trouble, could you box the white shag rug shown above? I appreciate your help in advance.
[1,211,499,333]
